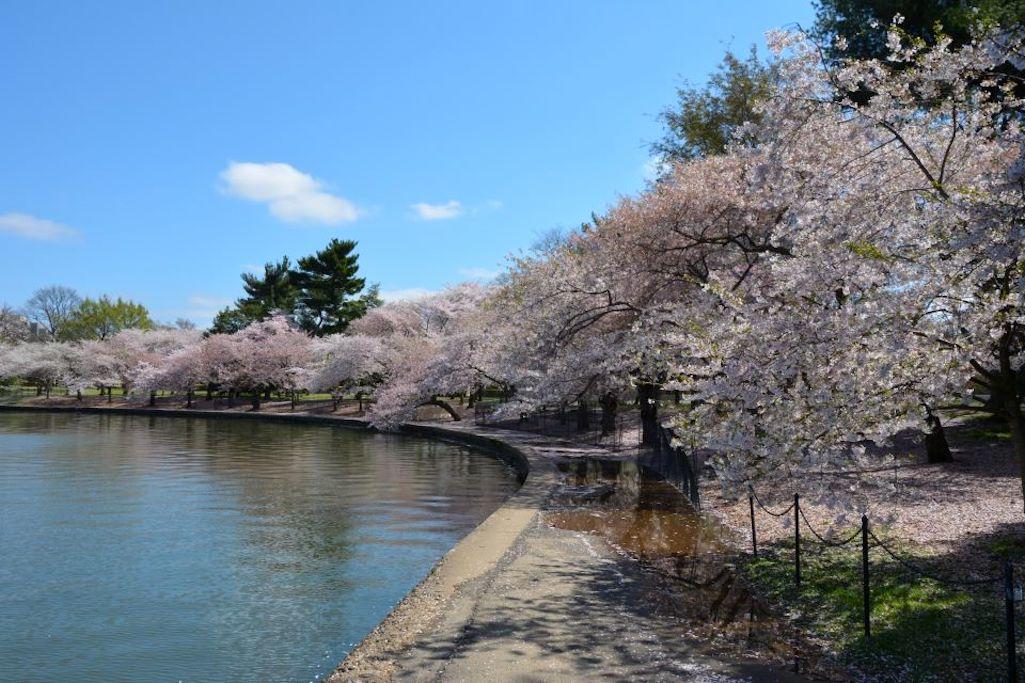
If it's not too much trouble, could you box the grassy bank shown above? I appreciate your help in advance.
[744,543,1014,681]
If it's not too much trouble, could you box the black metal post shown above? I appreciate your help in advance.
[861,514,871,640]
[794,493,801,589]
[749,486,758,557]
[1006,560,1018,683]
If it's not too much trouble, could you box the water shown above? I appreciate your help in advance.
[545,457,809,669]
[0,412,519,682]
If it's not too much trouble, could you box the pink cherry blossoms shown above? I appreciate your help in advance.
[3,26,1025,508]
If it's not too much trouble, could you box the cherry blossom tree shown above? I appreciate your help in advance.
[0,342,77,397]
[667,25,1025,505]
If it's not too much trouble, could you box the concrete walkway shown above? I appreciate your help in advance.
[330,423,808,683]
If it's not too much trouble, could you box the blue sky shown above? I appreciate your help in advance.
[0,1,814,326]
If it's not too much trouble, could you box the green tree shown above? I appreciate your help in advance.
[210,243,379,336]
[210,257,299,334]
[293,238,372,335]
[652,47,776,164]
[240,256,299,317]
[62,295,153,340]
[210,301,263,335]
[813,0,1025,63]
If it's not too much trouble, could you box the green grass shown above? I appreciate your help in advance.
[745,544,1013,681]
[0,386,374,410]
[963,425,1012,442]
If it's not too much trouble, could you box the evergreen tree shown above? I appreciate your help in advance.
[210,243,377,335]
[210,257,299,334]
[240,256,298,317]
[813,0,1025,63]
[210,301,263,335]
[652,47,776,164]
[293,239,371,335]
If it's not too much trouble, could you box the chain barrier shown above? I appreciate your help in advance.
[746,485,1018,680]
[751,489,796,518]
[866,528,1002,587]
[797,506,862,549]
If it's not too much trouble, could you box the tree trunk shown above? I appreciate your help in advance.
[638,382,660,446]
[206,384,213,400]
[76,389,82,401]
[576,400,590,432]
[982,392,1006,422]
[1005,401,1025,515]
[187,389,193,408]
[228,390,235,408]
[924,407,953,463]
[419,399,461,421]
[36,385,42,396]
[44,384,50,399]
[251,393,261,411]
[600,393,617,436]
[997,341,1025,514]
[107,387,112,403]
[149,391,156,407]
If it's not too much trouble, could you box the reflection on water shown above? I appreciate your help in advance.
[546,457,809,669]
[0,412,518,682]
[547,458,726,559]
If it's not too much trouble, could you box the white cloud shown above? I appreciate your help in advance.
[0,213,79,241]
[379,287,435,302]
[220,162,360,224]
[458,266,499,281]
[411,200,463,221]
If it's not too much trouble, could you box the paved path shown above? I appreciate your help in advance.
[332,423,808,683]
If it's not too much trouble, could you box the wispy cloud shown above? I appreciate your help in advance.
[380,287,435,302]
[411,200,463,221]
[220,162,360,225]
[458,266,499,281]
[0,213,79,242]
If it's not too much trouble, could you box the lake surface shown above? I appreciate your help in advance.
[0,412,519,682]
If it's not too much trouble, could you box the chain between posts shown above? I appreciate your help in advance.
[746,485,1016,678]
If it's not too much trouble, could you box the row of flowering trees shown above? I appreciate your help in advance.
[0,285,486,415]
[2,26,1024,507]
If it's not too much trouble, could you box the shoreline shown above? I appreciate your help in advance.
[0,403,807,682]
[0,404,544,680]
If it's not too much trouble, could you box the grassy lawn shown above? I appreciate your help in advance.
[744,544,1015,681]
[963,424,1012,442]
